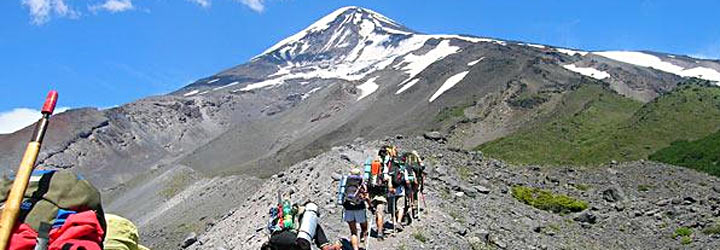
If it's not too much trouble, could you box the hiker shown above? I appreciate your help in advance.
[104,214,149,250]
[340,168,369,250]
[262,197,341,250]
[367,155,389,240]
[0,169,106,250]
[405,150,426,219]
[387,154,410,231]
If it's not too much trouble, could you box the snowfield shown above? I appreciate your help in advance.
[395,40,462,94]
[357,77,379,101]
[556,48,589,56]
[594,51,720,82]
[563,64,610,80]
[429,71,470,102]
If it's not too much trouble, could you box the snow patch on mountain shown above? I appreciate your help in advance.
[213,81,239,91]
[429,71,470,102]
[681,67,720,82]
[207,78,220,84]
[302,87,323,100]
[519,43,546,49]
[357,77,379,101]
[563,64,610,80]
[183,90,199,97]
[395,40,462,94]
[594,51,720,82]
[428,35,507,46]
[468,57,485,66]
[556,48,588,56]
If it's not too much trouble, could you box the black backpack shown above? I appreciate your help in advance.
[388,159,406,187]
[343,175,364,206]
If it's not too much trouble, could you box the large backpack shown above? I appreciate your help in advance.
[387,159,406,187]
[403,152,423,184]
[0,169,106,247]
[342,175,364,207]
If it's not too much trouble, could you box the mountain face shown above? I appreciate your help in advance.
[1,6,720,249]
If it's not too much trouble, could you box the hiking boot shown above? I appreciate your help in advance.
[395,223,404,232]
[377,232,385,241]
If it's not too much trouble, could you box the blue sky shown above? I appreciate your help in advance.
[1,0,719,133]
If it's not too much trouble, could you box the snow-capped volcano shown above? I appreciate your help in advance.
[237,6,503,91]
[254,6,415,62]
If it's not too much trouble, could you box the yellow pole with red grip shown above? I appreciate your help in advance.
[0,90,58,249]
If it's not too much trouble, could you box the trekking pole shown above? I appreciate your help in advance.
[390,195,396,235]
[0,91,58,249]
[365,210,372,250]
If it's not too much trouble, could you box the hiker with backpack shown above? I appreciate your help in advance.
[262,192,342,250]
[387,154,410,232]
[367,155,389,241]
[404,150,426,219]
[339,168,369,250]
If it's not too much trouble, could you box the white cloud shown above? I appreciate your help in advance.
[188,0,211,8]
[21,0,79,25]
[89,0,134,13]
[0,107,70,134]
[239,0,264,12]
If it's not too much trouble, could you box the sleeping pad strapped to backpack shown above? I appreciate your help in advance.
[0,169,106,250]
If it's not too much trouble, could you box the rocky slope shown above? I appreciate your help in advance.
[184,135,720,250]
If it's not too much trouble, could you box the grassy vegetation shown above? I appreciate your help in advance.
[511,186,588,214]
[650,129,720,177]
[448,209,466,223]
[674,227,693,237]
[159,173,193,199]
[412,231,428,243]
[637,184,652,192]
[456,165,473,181]
[435,103,472,122]
[477,80,720,170]
[680,236,692,245]
[573,183,591,192]
[702,222,720,235]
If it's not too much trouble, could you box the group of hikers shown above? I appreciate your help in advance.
[262,145,427,250]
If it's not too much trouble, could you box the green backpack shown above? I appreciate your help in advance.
[0,169,106,234]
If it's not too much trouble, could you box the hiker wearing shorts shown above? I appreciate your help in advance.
[342,168,369,250]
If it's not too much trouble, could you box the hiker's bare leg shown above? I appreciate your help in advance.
[375,203,385,234]
[348,221,359,250]
[360,221,368,241]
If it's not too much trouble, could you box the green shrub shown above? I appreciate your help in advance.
[435,104,469,122]
[674,227,692,237]
[681,236,692,245]
[637,184,651,192]
[574,183,590,191]
[702,223,720,235]
[412,231,428,243]
[511,186,588,214]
